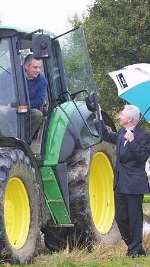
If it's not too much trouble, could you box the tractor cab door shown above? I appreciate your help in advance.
[0,38,18,137]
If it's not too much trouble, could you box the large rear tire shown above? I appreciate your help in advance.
[68,141,121,248]
[0,148,41,263]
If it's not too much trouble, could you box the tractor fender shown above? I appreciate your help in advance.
[44,101,116,165]
[44,102,93,165]
[59,104,116,163]
[0,137,39,170]
[59,103,94,162]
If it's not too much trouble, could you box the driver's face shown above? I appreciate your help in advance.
[25,59,42,79]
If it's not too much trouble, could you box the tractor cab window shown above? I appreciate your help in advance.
[0,39,17,137]
[58,28,98,100]
[55,28,101,148]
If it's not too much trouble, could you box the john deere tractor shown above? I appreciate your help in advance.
[0,26,118,263]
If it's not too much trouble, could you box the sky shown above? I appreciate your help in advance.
[0,0,94,34]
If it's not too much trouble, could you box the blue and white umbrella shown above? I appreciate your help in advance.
[109,63,150,122]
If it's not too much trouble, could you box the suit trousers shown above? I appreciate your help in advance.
[115,192,144,253]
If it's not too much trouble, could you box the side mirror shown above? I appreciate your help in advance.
[32,34,52,58]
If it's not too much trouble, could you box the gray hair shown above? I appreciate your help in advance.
[124,105,140,125]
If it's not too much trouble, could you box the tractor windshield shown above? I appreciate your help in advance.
[56,28,101,148]
[0,39,17,137]
[58,27,98,99]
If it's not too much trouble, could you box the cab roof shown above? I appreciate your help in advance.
[0,24,55,39]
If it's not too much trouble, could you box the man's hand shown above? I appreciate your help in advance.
[124,130,134,142]
[106,125,112,133]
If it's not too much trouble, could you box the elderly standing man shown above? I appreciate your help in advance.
[101,105,150,257]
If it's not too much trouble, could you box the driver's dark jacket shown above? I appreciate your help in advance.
[27,74,48,109]
[101,122,150,194]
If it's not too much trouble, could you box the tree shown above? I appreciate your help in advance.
[81,0,150,115]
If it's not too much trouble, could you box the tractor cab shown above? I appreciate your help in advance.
[0,26,102,156]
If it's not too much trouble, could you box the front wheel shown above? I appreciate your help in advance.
[0,148,41,263]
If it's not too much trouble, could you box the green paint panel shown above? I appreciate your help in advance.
[43,101,82,166]
[40,166,71,224]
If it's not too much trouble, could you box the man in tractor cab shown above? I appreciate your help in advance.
[24,54,48,141]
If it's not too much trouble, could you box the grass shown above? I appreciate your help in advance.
[1,240,150,267]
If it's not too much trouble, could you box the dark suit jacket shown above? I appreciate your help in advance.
[102,122,150,194]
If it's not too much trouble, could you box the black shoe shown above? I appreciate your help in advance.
[138,249,146,257]
[129,249,146,258]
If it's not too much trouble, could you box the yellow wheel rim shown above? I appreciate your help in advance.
[4,177,30,249]
[89,152,114,234]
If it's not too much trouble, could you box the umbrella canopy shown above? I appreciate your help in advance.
[109,63,150,122]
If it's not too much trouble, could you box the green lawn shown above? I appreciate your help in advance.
[1,255,150,267]
[1,243,150,267]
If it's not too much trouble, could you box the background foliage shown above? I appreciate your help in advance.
[80,0,150,116]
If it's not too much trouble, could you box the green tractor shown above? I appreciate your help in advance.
[0,26,118,263]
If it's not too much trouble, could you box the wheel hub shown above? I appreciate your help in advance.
[89,152,114,234]
[4,177,30,249]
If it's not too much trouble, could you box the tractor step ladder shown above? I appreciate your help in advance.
[40,166,72,225]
